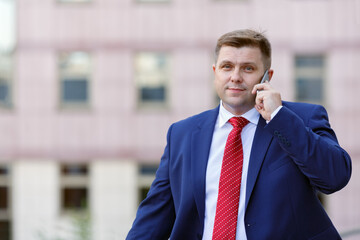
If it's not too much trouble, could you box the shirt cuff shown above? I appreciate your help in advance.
[266,106,283,123]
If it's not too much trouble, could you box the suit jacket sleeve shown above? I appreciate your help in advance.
[265,104,352,194]
[126,124,175,240]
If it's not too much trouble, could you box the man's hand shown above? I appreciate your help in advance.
[252,82,282,121]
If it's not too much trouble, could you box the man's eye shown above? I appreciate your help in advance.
[244,66,254,71]
[222,65,232,69]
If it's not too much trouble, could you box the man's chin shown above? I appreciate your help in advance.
[222,100,255,114]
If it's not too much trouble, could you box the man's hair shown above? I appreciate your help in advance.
[214,29,272,70]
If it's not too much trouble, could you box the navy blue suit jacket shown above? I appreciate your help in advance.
[127,102,352,240]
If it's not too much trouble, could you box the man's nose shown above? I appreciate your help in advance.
[230,68,243,82]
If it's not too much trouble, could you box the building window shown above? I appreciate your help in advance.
[135,52,171,108]
[295,55,325,104]
[138,164,158,204]
[0,0,15,110]
[59,52,91,109]
[0,165,11,240]
[0,186,8,210]
[0,54,13,108]
[60,164,89,212]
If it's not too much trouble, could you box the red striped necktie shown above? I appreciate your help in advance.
[212,117,249,240]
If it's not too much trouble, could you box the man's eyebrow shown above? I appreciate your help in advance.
[218,60,257,66]
[218,60,233,65]
[240,61,257,66]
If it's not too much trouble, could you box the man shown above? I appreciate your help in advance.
[126,29,352,240]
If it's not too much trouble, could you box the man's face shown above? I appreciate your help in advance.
[213,46,268,115]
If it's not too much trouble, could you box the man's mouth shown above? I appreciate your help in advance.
[227,87,246,92]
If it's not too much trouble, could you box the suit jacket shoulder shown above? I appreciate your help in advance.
[171,107,219,130]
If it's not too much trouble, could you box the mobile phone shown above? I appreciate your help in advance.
[260,70,269,84]
[257,70,269,93]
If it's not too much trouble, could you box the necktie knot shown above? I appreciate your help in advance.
[228,117,249,130]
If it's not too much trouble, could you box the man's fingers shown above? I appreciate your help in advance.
[252,82,270,94]
[255,92,263,104]
[255,92,264,111]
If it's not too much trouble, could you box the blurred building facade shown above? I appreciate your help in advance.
[0,0,359,239]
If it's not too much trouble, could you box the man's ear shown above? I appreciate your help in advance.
[268,69,274,82]
[212,64,216,73]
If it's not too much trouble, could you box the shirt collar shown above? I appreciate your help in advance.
[218,100,260,128]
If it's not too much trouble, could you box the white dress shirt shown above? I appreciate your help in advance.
[202,103,259,240]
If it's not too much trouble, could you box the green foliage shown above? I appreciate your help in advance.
[35,211,91,240]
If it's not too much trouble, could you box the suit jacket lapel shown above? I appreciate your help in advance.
[191,107,219,222]
[245,116,273,209]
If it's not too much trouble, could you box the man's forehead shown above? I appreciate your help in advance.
[219,45,262,55]
[217,46,263,63]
